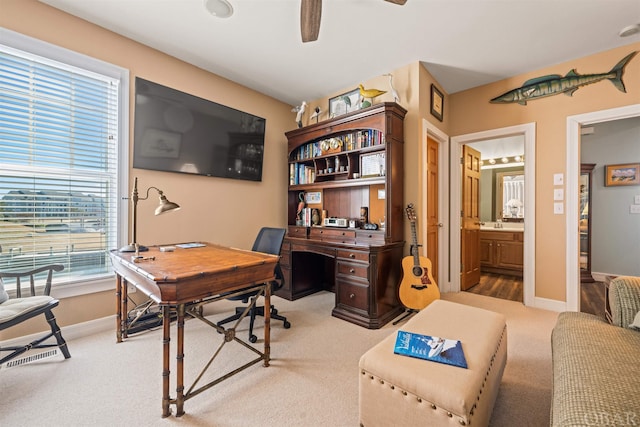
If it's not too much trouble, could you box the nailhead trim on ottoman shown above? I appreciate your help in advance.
[359,300,507,427]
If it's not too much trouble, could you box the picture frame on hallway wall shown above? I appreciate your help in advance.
[605,163,640,186]
[430,84,444,122]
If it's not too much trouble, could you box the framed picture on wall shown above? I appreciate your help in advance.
[605,163,640,186]
[430,84,444,122]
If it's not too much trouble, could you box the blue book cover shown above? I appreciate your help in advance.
[394,330,468,369]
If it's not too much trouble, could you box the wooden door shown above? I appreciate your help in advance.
[460,145,481,290]
[426,136,439,282]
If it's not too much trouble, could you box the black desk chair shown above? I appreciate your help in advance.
[217,227,290,343]
[0,264,71,366]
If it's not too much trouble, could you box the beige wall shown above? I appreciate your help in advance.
[448,43,640,301]
[3,1,638,339]
[1,0,292,338]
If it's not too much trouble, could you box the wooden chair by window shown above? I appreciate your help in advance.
[217,227,290,343]
[0,265,71,366]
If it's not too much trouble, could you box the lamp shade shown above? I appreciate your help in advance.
[155,194,180,215]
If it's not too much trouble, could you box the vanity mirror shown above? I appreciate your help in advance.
[496,171,524,221]
[479,167,525,223]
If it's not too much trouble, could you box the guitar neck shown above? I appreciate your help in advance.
[410,220,420,266]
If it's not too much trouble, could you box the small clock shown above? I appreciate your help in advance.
[321,138,342,155]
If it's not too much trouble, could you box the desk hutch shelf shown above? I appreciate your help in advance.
[276,102,406,329]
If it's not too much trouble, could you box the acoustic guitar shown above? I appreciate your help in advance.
[398,203,440,310]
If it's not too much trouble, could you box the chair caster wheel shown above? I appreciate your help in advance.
[249,334,257,343]
[283,321,291,329]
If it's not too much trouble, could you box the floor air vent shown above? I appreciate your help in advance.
[1,349,59,370]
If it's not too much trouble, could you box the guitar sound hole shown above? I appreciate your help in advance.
[412,267,422,276]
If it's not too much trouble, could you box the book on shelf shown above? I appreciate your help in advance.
[393,330,468,369]
[297,130,386,159]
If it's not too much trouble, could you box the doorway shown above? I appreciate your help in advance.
[450,123,536,306]
[566,104,640,311]
[420,119,449,292]
[464,136,526,302]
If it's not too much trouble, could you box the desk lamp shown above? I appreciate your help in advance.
[119,177,181,252]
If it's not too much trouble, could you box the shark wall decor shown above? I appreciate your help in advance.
[490,51,637,105]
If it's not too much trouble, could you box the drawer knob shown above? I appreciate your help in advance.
[349,253,355,258]
[350,293,355,299]
[349,268,355,273]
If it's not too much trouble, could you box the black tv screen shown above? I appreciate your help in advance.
[133,77,266,181]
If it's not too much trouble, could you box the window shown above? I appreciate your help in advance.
[0,29,128,293]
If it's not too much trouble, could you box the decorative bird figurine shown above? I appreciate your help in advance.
[358,84,386,108]
[310,106,322,123]
[384,73,400,104]
[292,101,307,128]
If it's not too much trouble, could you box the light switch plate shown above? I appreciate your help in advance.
[635,195,640,204]
[554,189,564,201]
[553,173,564,186]
[631,205,640,214]
[554,202,564,214]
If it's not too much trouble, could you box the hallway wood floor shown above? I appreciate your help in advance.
[465,273,606,320]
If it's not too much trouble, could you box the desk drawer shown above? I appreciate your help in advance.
[310,227,357,244]
[337,260,368,280]
[288,226,308,238]
[336,280,369,311]
[355,230,385,245]
[336,249,369,263]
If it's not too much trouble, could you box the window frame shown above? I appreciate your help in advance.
[0,28,129,298]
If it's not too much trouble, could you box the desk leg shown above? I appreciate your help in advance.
[121,278,129,339]
[115,275,122,343]
[264,283,270,367]
[161,305,171,418]
[175,303,186,417]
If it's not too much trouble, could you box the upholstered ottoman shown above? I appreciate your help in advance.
[359,300,507,427]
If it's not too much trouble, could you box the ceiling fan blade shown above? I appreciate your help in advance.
[385,0,407,4]
[301,0,322,43]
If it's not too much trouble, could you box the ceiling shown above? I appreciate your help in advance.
[39,0,640,107]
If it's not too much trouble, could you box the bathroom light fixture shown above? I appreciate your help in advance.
[501,157,509,163]
[619,23,640,37]
[204,0,233,18]
[489,158,496,165]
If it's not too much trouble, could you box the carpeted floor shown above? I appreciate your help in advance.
[0,291,558,426]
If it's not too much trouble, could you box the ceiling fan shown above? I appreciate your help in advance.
[301,0,408,43]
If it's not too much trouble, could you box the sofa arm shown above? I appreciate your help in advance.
[609,276,640,328]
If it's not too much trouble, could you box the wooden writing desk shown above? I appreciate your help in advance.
[109,243,279,417]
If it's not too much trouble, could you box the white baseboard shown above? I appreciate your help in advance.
[1,315,114,347]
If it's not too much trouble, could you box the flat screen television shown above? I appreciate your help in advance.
[133,77,266,181]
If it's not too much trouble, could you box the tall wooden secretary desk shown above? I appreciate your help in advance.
[276,102,406,328]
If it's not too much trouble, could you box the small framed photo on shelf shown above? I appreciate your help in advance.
[305,191,322,204]
[605,163,640,186]
[329,88,360,118]
[360,152,386,177]
[430,84,444,122]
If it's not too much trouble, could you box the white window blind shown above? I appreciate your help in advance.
[0,44,120,285]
